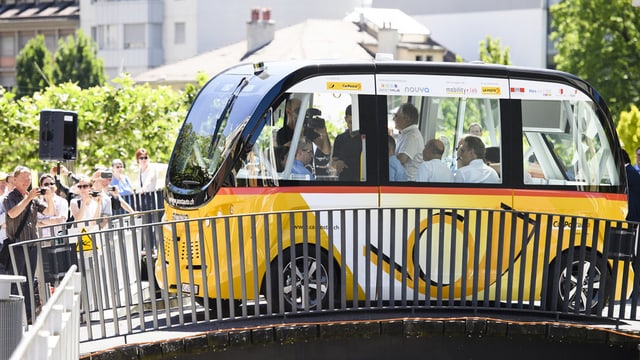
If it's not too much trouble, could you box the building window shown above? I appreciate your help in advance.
[0,32,16,57]
[124,24,145,49]
[39,30,57,53]
[18,31,34,49]
[415,55,433,62]
[93,25,119,50]
[174,22,185,44]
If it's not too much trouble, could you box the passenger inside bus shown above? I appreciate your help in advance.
[388,136,407,182]
[416,139,454,183]
[454,135,500,184]
[276,97,301,147]
[525,154,545,183]
[332,105,362,181]
[302,108,332,176]
[291,139,315,180]
[393,103,424,181]
[274,145,289,173]
[468,122,483,137]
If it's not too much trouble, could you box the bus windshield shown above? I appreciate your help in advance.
[168,75,249,189]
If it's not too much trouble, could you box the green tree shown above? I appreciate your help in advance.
[0,75,193,175]
[52,29,105,88]
[616,105,640,156]
[15,35,53,98]
[550,0,640,120]
[478,36,511,65]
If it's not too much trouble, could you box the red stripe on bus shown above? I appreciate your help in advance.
[380,187,512,196]
[218,186,380,195]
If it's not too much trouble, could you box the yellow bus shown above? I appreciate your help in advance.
[157,60,632,313]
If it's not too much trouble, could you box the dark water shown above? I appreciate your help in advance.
[183,334,638,360]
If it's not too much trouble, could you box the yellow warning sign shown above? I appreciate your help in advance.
[76,227,95,252]
[326,82,362,91]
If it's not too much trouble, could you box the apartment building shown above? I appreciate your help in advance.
[0,0,79,89]
[134,7,456,87]
[79,0,364,79]
[372,0,562,68]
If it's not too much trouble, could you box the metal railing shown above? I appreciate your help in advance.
[5,205,640,342]
[10,266,81,360]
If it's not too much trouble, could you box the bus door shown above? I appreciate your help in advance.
[374,73,514,299]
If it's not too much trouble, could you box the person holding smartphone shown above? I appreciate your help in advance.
[110,159,133,196]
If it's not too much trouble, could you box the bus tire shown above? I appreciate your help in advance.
[269,245,335,312]
[546,249,610,313]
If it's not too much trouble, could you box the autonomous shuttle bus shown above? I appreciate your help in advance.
[157,59,632,313]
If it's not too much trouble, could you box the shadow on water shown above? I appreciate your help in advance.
[180,333,638,360]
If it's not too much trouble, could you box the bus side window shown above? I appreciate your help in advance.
[521,98,619,187]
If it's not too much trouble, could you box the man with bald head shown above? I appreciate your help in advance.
[416,139,454,182]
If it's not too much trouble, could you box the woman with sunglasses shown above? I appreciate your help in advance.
[135,148,157,193]
[36,174,68,238]
[69,175,103,226]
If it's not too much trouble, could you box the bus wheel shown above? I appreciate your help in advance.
[547,250,610,313]
[269,245,334,312]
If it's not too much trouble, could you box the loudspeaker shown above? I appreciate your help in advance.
[39,109,77,161]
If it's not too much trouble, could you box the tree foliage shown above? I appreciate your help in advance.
[0,75,202,177]
[15,35,52,99]
[478,36,511,65]
[616,105,640,156]
[550,0,640,120]
[52,29,106,88]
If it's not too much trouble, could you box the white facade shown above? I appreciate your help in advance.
[372,0,561,68]
[81,0,363,79]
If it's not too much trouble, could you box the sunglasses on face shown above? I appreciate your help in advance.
[138,156,148,160]
[42,182,55,187]
[78,184,91,189]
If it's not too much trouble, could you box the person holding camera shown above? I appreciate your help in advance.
[1,166,54,319]
[93,169,135,214]
[36,174,68,238]
[69,175,110,227]
[301,108,332,176]
[276,98,331,176]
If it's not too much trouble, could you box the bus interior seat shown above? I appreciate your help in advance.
[486,146,501,176]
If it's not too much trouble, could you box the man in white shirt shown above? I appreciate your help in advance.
[416,139,454,182]
[454,135,500,184]
[394,103,424,181]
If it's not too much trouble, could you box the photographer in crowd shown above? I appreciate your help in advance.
[69,175,110,228]
[36,174,68,238]
[93,168,134,215]
[1,166,55,321]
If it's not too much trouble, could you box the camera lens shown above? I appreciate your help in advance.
[39,188,46,195]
